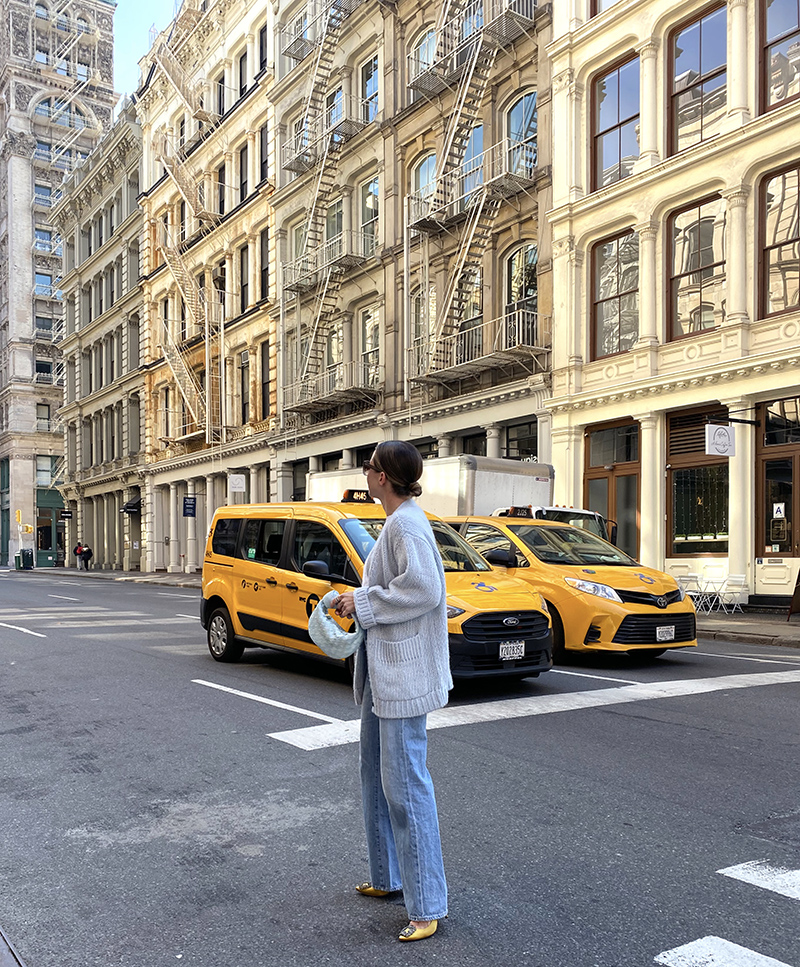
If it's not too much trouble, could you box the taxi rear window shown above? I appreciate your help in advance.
[509,524,635,566]
[211,518,241,557]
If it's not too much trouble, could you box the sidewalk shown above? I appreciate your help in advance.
[12,566,800,650]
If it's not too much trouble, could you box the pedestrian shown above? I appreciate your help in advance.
[334,441,451,943]
[80,543,93,570]
[73,541,84,570]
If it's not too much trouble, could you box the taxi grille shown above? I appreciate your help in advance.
[616,588,683,607]
[460,650,549,673]
[461,611,550,642]
[612,614,696,645]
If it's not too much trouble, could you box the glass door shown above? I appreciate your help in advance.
[584,422,640,558]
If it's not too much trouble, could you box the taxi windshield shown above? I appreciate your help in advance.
[508,524,637,567]
[340,518,492,572]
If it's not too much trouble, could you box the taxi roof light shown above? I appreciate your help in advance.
[341,488,377,503]
[490,505,534,518]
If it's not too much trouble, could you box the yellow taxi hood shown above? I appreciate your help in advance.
[444,572,543,612]
[555,563,679,593]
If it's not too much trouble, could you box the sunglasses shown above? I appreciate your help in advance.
[362,461,381,475]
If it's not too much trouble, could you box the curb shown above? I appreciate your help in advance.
[698,631,800,650]
[0,925,26,967]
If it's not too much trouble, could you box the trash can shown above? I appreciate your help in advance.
[20,548,34,570]
[14,554,21,571]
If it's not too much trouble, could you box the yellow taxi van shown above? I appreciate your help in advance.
[200,492,553,679]
[445,507,697,659]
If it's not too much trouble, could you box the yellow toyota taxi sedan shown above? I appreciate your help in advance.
[201,493,553,680]
[445,509,696,659]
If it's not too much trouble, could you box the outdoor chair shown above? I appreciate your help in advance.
[678,573,710,613]
[717,574,748,614]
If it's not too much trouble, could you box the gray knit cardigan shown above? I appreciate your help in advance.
[352,499,453,719]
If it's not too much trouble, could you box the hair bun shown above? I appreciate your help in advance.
[408,481,423,498]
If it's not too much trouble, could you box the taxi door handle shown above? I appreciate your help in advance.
[285,582,298,591]
[265,577,278,587]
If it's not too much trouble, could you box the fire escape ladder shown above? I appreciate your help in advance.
[299,266,344,386]
[302,133,343,255]
[154,43,217,123]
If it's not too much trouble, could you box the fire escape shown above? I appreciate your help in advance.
[279,0,379,415]
[150,0,227,445]
[405,0,548,385]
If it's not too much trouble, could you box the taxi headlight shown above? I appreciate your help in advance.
[538,595,549,614]
[446,605,465,619]
[676,586,686,602]
[564,577,622,602]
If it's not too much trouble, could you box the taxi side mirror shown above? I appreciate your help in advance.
[484,548,516,567]
[303,560,331,578]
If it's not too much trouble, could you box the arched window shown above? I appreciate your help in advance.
[506,243,538,314]
[507,91,537,178]
[35,3,48,19]
[412,152,437,198]
[409,29,436,99]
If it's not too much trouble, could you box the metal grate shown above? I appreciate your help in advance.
[612,614,696,645]
[616,589,684,607]
[461,611,550,641]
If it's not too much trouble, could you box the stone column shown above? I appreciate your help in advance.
[485,424,502,459]
[340,449,354,470]
[633,41,659,171]
[246,33,255,87]
[550,423,583,508]
[636,219,659,348]
[115,491,123,569]
[723,396,755,589]
[636,414,663,569]
[723,185,751,327]
[102,493,112,568]
[186,479,198,572]
[725,0,750,129]
[206,475,217,535]
[535,410,552,463]
[437,435,452,458]
[93,497,101,569]
[249,466,259,503]
[247,130,258,191]
[168,482,180,572]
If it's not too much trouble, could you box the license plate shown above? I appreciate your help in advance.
[499,640,525,660]
[656,625,675,642]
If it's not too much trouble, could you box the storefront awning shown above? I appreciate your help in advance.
[121,496,141,514]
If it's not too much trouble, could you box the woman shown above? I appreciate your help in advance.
[334,440,452,942]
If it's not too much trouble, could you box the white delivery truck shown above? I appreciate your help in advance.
[306,454,616,543]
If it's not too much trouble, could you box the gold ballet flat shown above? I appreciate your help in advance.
[399,919,438,942]
[355,882,390,897]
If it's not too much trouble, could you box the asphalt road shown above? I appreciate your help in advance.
[1,570,799,967]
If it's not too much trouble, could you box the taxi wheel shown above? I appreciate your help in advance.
[207,607,244,662]
[548,605,567,662]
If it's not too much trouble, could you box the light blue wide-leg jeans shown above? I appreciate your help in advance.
[359,675,448,921]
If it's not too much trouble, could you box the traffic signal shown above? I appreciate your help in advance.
[15,509,21,523]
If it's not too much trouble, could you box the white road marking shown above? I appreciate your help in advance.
[654,936,792,966]
[0,622,47,638]
[695,651,800,665]
[157,592,197,598]
[176,614,198,619]
[550,668,639,685]
[47,594,80,601]
[193,680,344,723]
[719,860,800,901]
[268,668,800,750]
[49,617,195,628]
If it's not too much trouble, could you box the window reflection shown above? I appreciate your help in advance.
[763,165,800,316]
[670,197,726,338]
[671,6,727,153]
[592,230,639,357]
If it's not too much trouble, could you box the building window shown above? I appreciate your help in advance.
[239,244,249,313]
[593,57,639,189]
[35,272,53,297]
[217,162,226,215]
[361,306,381,386]
[260,227,269,300]
[507,91,537,179]
[259,24,268,72]
[178,116,186,148]
[34,184,52,206]
[259,122,269,182]
[669,196,726,339]
[667,408,729,556]
[163,386,171,438]
[762,163,800,317]
[37,403,51,431]
[326,199,343,240]
[764,0,800,110]
[239,142,248,200]
[671,6,727,154]
[36,455,53,487]
[261,340,270,419]
[361,176,379,252]
[592,229,640,358]
[412,153,437,198]
[462,433,487,456]
[409,29,436,102]
[238,51,247,98]
[216,72,225,115]
[179,200,186,243]
[361,54,379,122]
[239,350,250,424]
[506,420,538,460]
[506,242,538,316]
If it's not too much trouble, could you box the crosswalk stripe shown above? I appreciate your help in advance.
[654,936,792,966]
[718,860,800,902]
[0,621,46,638]
[268,668,800,750]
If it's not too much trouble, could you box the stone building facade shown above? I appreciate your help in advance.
[547,0,800,600]
[51,99,144,569]
[133,0,277,572]
[0,0,116,565]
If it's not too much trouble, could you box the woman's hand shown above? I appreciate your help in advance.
[334,591,356,618]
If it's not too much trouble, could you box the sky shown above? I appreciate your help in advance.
[113,0,174,100]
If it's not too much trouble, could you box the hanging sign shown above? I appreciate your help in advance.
[183,497,197,517]
[705,424,735,457]
[228,474,246,493]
